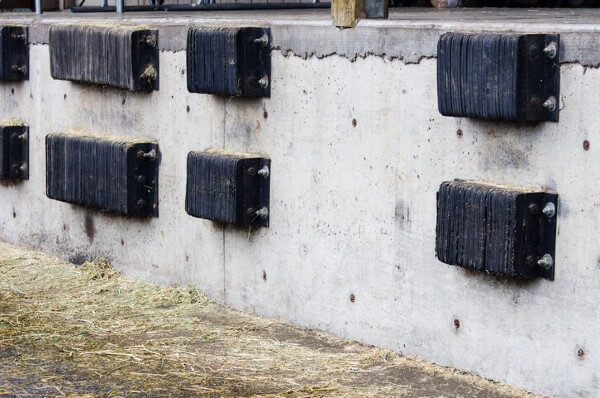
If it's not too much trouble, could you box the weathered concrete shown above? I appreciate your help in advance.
[0,10,598,397]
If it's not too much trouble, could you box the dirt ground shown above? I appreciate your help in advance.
[0,242,541,397]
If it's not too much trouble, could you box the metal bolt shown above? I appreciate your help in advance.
[255,207,269,219]
[537,254,554,270]
[139,64,157,83]
[528,44,539,58]
[137,175,146,184]
[143,35,157,48]
[19,164,27,174]
[247,167,257,176]
[142,149,157,161]
[136,199,145,209]
[542,202,556,218]
[257,165,269,178]
[543,42,557,59]
[253,34,269,47]
[543,96,557,112]
[530,96,542,108]
[18,133,26,141]
[11,32,26,41]
[528,203,540,215]
[258,76,269,89]
[11,65,27,75]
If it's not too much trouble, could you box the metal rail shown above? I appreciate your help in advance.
[72,2,330,12]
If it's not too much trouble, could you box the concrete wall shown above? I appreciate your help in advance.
[1,10,600,397]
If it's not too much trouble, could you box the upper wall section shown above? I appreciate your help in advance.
[4,8,600,65]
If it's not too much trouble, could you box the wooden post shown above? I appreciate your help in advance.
[332,0,366,28]
[61,0,77,9]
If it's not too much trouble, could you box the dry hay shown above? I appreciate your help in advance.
[0,243,541,397]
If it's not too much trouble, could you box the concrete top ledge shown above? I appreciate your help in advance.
[3,8,600,65]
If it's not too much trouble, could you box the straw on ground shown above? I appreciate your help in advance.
[0,242,540,397]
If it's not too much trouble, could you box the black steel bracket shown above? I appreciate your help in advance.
[129,143,160,217]
[522,34,560,122]
[0,125,29,181]
[537,193,558,280]
[239,158,271,227]
[1,26,29,81]
[131,30,160,91]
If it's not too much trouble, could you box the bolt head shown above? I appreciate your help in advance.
[11,65,26,75]
[144,35,157,48]
[543,42,557,59]
[528,203,540,215]
[542,202,556,218]
[528,44,539,58]
[257,165,269,178]
[254,34,269,47]
[537,254,554,270]
[258,76,269,89]
[543,96,557,112]
[256,207,269,219]
[11,32,26,41]
[143,149,157,161]
[529,96,542,108]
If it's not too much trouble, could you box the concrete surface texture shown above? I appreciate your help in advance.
[0,242,539,397]
[0,9,598,397]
